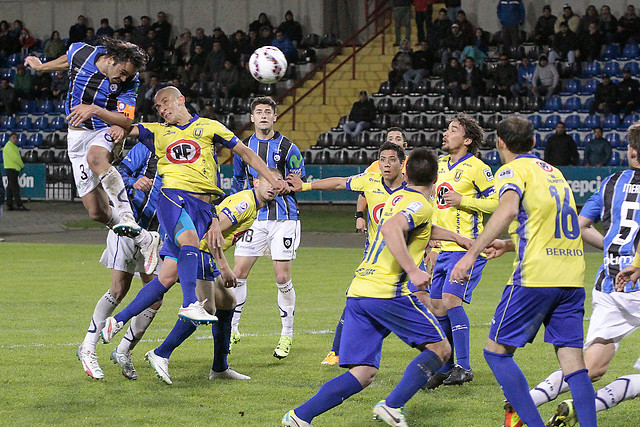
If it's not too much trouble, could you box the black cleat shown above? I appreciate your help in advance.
[422,370,451,390]
[443,364,474,385]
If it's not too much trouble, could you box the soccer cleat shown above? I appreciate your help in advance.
[145,350,172,385]
[77,345,104,379]
[422,369,451,390]
[547,399,577,427]
[281,410,312,426]
[321,351,339,365]
[178,300,218,324]
[140,231,160,275]
[372,400,408,427]
[100,317,124,343]
[504,401,523,427]
[110,349,138,380]
[443,364,474,385]
[209,368,251,380]
[112,218,142,238]
[229,331,241,352]
[274,335,293,359]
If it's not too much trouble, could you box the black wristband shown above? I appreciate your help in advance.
[211,204,219,219]
[355,211,365,219]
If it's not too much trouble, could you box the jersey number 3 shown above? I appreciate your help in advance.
[549,185,580,240]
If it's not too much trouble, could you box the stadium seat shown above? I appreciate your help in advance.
[621,135,630,149]
[16,117,32,131]
[427,132,442,148]
[484,151,500,166]
[301,33,319,48]
[393,81,413,95]
[54,97,66,114]
[484,133,497,149]
[620,114,640,130]
[449,97,466,112]
[395,98,411,113]
[623,61,640,76]
[411,98,429,113]
[391,115,409,129]
[354,132,370,148]
[430,80,446,95]
[559,79,580,95]
[329,147,349,164]
[415,80,430,95]
[534,133,543,149]
[606,133,622,149]
[579,79,598,95]
[316,133,333,148]
[542,114,561,130]
[33,116,48,131]
[26,133,43,148]
[570,133,582,149]
[409,133,427,147]
[6,52,21,67]
[604,61,620,76]
[579,97,594,113]
[543,133,554,148]
[583,133,594,147]
[564,115,581,130]
[542,96,561,112]
[15,133,27,147]
[334,133,350,147]
[489,97,505,112]
[429,115,446,130]
[504,97,522,113]
[466,97,484,113]
[430,98,445,112]
[1,68,15,82]
[609,151,621,166]
[351,150,369,165]
[581,61,601,77]
[35,99,54,115]
[0,115,16,130]
[562,97,581,112]
[601,44,621,60]
[0,133,8,146]
[376,98,393,113]
[373,113,390,129]
[23,149,38,163]
[411,115,428,129]
[621,43,640,60]
[528,114,542,129]
[49,116,66,131]
[17,99,36,116]
[303,150,313,165]
[485,115,502,131]
[603,114,620,130]
[582,114,601,130]
[525,96,544,111]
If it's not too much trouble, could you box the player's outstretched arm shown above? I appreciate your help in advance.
[430,225,474,249]
[381,213,430,290]
[286,173,347,192]
[68,105,133,129]
[233,143,286,194]
[24,54,68,72]
[578,215,604,250]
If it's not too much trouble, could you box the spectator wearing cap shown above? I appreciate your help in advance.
[271,28,298,64]
[599,5,618,43]
[96,18,114,38]
[393,0,412,46]
[555,4,581,33]
[590,74,619,115]
[445,0,462,22]
[343,91,376,140]
[491,53,517,98]
[549,21,579,65]
[440,23,466,65]
[497,0,525,51]
[279,10,302,46]
[249,12,273,35]
[532,54,559,100]
[618,5,640,44]
[584,127,612,167]
[430,8,452,45]
[454,10,474,45]
[579,22,603,62]
[618,67,640,113]
[544,122,579,166]
[533,5,557,46]
[511,56,535,98]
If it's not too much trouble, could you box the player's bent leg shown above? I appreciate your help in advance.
[442,292,473,385]
[425,297,454,389]
[556,346,597,427]
[594,374,640,412]
[81,187,112,224]
[583,338,616,382]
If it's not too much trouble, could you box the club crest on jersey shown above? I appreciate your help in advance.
[372,202,385,224]
[436,182,454,209]
[391,194,404,206]
[109,83,119,92]
[104,133,114,143]
[273,153,281,162]
[536,160,553,172]
[166,139,202,164]
[193,128,203,137]
[283,237,293,249]
[454,169,463,181]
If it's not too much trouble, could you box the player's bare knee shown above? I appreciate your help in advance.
[443,293,463,310]
[349,366,377,388]
[276,273,292,286]
[429,339,452,363]
[150,298,163,310]
[86,146,111,174]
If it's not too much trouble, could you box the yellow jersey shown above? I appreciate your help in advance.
[434,153,498,251]
[348,188,433,298]
[136,116,239,195]
[365,157,408,174]
[199,189,259,253]
[496,154,585,288]
[346,172,405,254]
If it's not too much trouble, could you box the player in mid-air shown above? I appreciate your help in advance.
[505,122,640,426]
[231,96,305,359]
[144,169,281,385]
[99,86,285,345]
[282,148,476,427]
[24,38,160,274]
[77,140,162,380]
[450,116,597,427]
[426,115,498,388]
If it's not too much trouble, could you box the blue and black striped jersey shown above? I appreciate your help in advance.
[231,132,306,221]
[581,168,640,293]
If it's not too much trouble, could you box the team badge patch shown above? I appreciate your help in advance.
[406,200,423,214]
[274,153,281,162]
[498,169,514,180]
[194,128,203,137]
[283,237,293,249]
[109,83,119,92]
[454,170,463,181]
[484,168,494,181]
[391,194,404,206]
[234,200,250,215]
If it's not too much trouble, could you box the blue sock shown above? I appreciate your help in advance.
[295,371,363,423]
[114,278,168,324]
[448,305,471,370]
[155,318,198,359]
[331,309,346,354]
[484,350,545,427]
[386,349,443,408]
[177,245,199,307]
[565,368,597,427]
[211,309,233,372]
[436,314,454,372]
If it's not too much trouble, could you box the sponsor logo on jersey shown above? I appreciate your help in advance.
[484,168,494,181]
[391,194,404,206]
[498,169,513,180]
[536,161,553,172]
[436,182,454,209]
[406,200,424,214]
[166,139,202,164]
[234,200,250,215]
[372,202,385,223]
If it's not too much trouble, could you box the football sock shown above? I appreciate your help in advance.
[211,309,233,372]
[386,349,443,408]
[114,278,168,324]
[231,279,247,334]
[484,350,545,427]
[117,307,158,353]
[595,374,640,411]
[331,309,346,354]
[83,291,119,351]
[530,369,568,406]
[295,371,363,423]
[105,207,120,229]
[277,279,295,338]
[447,305,471,370]
[436,314,454,372]
[99,166,135,222]
[133,228,152,247]
[155,318,198,359]
[565,368,597,427]
[177,245,199,307]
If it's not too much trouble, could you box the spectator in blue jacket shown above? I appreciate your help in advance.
[497,0,525,51]
[511,56,535,97]
[272,28,298,64]
[584,127,612,167]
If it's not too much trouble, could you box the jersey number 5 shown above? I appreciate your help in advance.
[612,200,640,246]
[549,185,580,240]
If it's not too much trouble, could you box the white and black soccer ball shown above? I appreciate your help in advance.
[249,46,287,84]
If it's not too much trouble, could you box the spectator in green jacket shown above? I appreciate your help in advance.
[2,132,28,210]
[585,127,613,167]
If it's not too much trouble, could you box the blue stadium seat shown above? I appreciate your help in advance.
[622,156,629,167]
[15,132,27,147]
[528,114,542,129]
[50,116,66,131]
[534,133,543,149]
[582,114,601,130]
[17,99,36,116]
[620,114,640,130]
[0,133,9,147]
[543,96,562,112]
[579,97,594,113]
[570,132,582,149]
[581,61,601,77]
[0,115,16,130]
[484,151,501,166]
[609,151,621,165]
[622,134,630,149]
[36,99,54,115]
[1,68,15,82]
[33,116,49,131]
[621,43,640,59]
[6,53,21,67]
[562,96,581,112]
[543,133,554,147]
[623,61,640,76]
[606,133,622,149]
[54,99,66,115]
[542,114,561,130]
[579,79,598,95]
[26,133,43,148]
[602,44,621,60]
[559,79,580,95]
[565,115,581,130]
[603,114,620,130]
[583,133,594,147]
[16,117,32,131]
[604,61,621,76]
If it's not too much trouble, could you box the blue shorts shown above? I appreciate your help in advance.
[339,295,445,368]
[158,189,213,259]
[406,259,427,293]
[489,285,586,348]
[430,251,487,303]
[198,251,221,281]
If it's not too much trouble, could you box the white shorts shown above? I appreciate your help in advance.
[99,229,161,275]
[67,128,116,197]
[234,220,301,260]
[585,287,640,369]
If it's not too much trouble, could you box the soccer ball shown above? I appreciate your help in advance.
[249,46,288,84]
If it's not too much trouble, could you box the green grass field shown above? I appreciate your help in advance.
[1,243,638,426]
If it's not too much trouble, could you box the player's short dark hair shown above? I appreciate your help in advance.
[9,132,17,138]
[628,123,640,152]
[452,114,484,154]
[378,141,406,163]
[405,147,438,186]
[259,166,283,180]
[496,116,535,154]
[250,96,277,114]
[385,126,406,143]
[101,38,148,71]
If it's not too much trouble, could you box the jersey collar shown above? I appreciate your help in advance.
[174,115,199,131]
[515,153,537,159]
[251,188,260,208]
[447,152,473,170]
[382,178,407,194]
[254,131,281,142]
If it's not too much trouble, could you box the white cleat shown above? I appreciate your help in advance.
[77,345,104,379]
[145,350,172,385]
[178,300,218,324]
[100,317,124,343]
[209,368,251,380]
[140,231,160,275]
[112,218,141,238]
[110,349,138,380]
[281,410,312,426]
[373,400,408,427]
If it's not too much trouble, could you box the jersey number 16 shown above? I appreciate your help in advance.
[549,185,580,240]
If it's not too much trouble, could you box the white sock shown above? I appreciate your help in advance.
[231,279,247,334]
[277,279,295,338]
[99,166,135,222]
[531,369,569,406]
[116,307,158,353]
[133,228,152,247]
[595,374,640,412]
[105,207,120,230]
[82,291,119,351]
